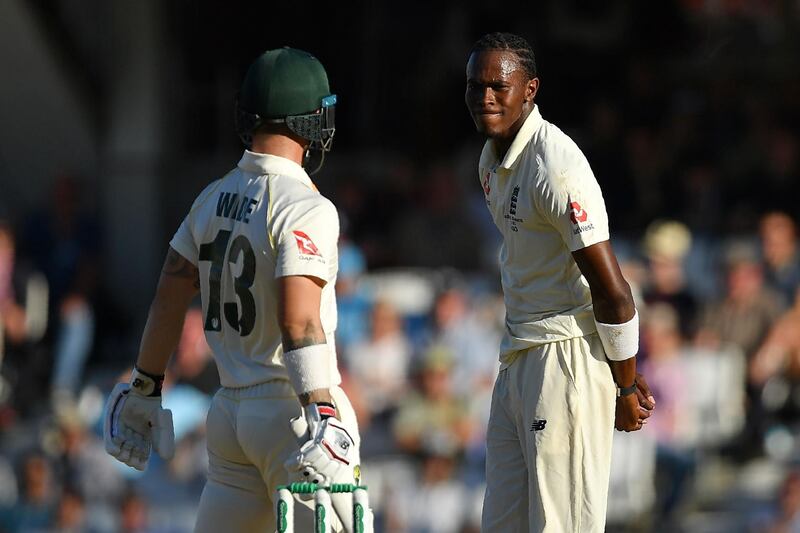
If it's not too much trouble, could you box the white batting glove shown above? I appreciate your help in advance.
[285,403,358,487]
[103,367,175,471]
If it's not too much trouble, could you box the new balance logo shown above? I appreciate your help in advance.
[530,419,547,432]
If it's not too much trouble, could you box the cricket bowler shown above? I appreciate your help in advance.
[464,32,657,532]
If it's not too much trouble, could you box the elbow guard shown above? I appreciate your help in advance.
[594,310,639,361]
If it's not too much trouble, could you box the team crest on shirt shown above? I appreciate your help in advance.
[568,199,595,234]
[501,185,524,233]
[293,230,321,256]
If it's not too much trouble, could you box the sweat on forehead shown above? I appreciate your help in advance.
[469,32,538,78]
[468,50,528,79]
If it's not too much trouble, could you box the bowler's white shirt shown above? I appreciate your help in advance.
[170,151,341,388]
[478,105,610,365]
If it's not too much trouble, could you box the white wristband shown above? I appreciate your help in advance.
[282,344,332,395]
[595,310,639,361]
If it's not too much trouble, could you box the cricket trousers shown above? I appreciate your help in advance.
[481,333,616,533]
[194,380,359,533]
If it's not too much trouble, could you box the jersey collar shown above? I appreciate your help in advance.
[237,150,314,188]
[480,105,544,171]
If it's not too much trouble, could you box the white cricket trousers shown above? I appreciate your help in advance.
[481,333,616,533]
[194,380,358,533]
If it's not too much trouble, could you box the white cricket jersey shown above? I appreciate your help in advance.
[170,151,341,388]
[478,105,610,365]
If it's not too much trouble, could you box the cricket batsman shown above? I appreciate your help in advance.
[103,47,364,532]
[464,32,657,532]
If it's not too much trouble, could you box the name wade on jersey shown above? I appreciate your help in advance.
[216,192,259,223]
[504,185,523,232]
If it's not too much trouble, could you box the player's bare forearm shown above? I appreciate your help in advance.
[278,274,333,406]
[136,248,200,376]
[572,241,636,323]
[572,241,639,388]
[281,320,328,351]
[608,357,636,388]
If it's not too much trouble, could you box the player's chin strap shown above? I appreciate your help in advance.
[304,147,327,176]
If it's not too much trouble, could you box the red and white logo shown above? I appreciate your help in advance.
[482,172,491,196]
[293,230,321,256]
[569,201,588,224]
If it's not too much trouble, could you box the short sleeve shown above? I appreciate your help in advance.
[534,150,610,252]
[169,213,199,265]
[275,200,339,282]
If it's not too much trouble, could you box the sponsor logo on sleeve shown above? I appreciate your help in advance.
[569,201,588,224]
[293,230,321,256]
[568,200,594,235]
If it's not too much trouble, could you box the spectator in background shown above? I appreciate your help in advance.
[0,452,57,532]
[750,287,800,388]
[389,449,470,533]
[758,127,800,214]
[22,175,101,403]
[697,243,786,458]
[679,162,723,234]
[391,162,482,271]
[639,304,694,520]
[420,288,501,397]
[392,346,474,456]
[749,287,800,442]
[754,470,800,533]
[696,242,784,360]
[171,308,218,395]
[0,221,26,346]
[54,406,125,507]
[759,211,800,307]
[119,491,151,533]
[641,220,698,337]
[334,240,370,353]
[0,220,49,418]
[51,487,89,533]
[344,300,411,421]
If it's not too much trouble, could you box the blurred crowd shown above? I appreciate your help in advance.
[1,1,800,532]
[2,186,800,532]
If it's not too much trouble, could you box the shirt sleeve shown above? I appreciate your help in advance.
[274,199,339,282]
[534,148,610,252]
[169,213,199,265]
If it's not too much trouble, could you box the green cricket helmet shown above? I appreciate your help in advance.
[235,47,336,153]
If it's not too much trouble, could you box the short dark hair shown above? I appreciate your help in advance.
[470,32,537,79]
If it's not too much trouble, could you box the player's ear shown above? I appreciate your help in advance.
[525,78,540,103]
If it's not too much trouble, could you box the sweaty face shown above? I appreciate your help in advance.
[465,50,537,141]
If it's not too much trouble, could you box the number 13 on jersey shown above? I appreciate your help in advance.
[199,229,256,336]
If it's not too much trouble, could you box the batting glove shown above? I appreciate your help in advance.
[103,367,175,471]
[285,403,358,487]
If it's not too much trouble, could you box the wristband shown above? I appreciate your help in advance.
[595,310,639,361]
[130,366,164,397]
[617,382,637,398]
[315,402,337,419]
[282,344,332,395]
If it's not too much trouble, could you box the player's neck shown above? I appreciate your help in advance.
[492,105,534,161]
[250,133,306,166]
